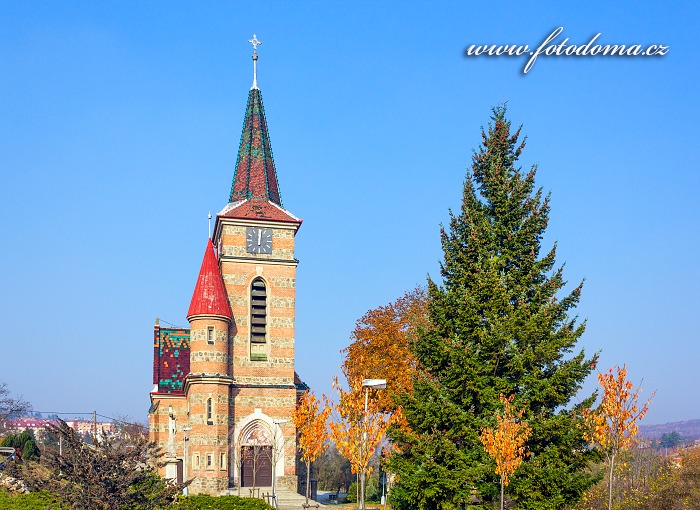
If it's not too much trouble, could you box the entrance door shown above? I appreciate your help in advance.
[240,445,272,487]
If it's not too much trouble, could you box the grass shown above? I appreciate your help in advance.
[0,490,63,510]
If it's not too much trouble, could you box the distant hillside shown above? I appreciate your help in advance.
[639,419,700,440]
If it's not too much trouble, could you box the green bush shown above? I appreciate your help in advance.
[345,477,380,503]
[0,491,273,510]
[171,494,274,510]
[0,490,62,510]
[1,430,40,461]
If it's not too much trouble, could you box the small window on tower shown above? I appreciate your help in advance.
[220,452,226,470]
[193,453,200,470]
[206,453,213,470]
[207,326,214,345]
[250,278,268,361]
[206,398,213,425]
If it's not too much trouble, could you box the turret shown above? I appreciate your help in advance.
[187,239,232,376]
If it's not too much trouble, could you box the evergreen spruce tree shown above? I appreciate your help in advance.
[388,106,599,510]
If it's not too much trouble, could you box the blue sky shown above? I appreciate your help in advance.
[1,1,697,425]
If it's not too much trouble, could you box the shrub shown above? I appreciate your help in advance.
[171,494,274,510]
[345,477,380,503]
[1,430,40,461]
[24,420,184,510]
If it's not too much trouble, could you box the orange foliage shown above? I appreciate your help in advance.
[293,390,330,464]
[327,376,403,478]
[583,364,653,458]
[582,364,654,510]
[341,287,427,412]
[480,394,531,488]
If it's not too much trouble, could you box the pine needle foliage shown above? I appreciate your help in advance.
[387,106,599,510]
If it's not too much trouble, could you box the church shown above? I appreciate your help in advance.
[148,36,307,495]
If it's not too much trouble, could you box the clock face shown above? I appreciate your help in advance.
[246,227,272,254]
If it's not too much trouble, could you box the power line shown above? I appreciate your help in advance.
[30,411,94,416]
[158,318,186,329]
[29,411,146,428]
[96,413,147,428]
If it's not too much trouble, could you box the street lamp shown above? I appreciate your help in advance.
[361,379,387,510]
[272,419,288,508]
[182,426,192,496]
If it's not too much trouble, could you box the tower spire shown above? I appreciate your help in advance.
[228,39,283,206]
[248,34,261,90]
[222,37,302,224]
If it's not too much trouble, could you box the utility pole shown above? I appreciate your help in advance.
[272,419,288,508]
[182,426,192,495]
[93,411,97,441]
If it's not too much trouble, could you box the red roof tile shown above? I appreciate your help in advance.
[218,199,301,224]
[187,239,232,320]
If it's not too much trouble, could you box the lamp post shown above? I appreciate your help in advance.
[381,471,386,507]
[361,379,386,510]
[272,419,288,508]
[182,426,192,496]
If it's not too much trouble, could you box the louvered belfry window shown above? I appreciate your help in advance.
[250,278,267,345]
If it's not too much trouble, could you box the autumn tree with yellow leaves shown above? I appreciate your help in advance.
[327,377,402,510]
[583,364,653,510]
[292,390,331,506]
[480,394,531,510]
[341,288,427,413]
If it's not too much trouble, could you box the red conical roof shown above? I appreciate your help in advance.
[187,239,232,321]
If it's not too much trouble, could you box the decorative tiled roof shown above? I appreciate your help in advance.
[229,88,282,205]
[218,199,301,224]
[187,239,232,320]
[152,325,190,395]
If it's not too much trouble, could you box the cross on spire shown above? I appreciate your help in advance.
[248,34,262,89]
[248,34,262,54]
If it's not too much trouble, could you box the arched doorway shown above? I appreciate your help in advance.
[239,421,272,487]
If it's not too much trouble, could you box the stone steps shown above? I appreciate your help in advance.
[276,488,326,509]
[220,487,326,509]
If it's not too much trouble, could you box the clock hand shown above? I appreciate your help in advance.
[257,230,262,246]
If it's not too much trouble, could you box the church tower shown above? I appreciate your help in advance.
[212,34,302,494]
[149,35,304,495]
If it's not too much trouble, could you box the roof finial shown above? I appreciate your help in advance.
[248,34,262,90]
[208,212,212,238]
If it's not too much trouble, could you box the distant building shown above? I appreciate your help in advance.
[4,418,115,442]
[4,418,52,433]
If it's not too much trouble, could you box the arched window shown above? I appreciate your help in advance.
[250,278,267,360]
